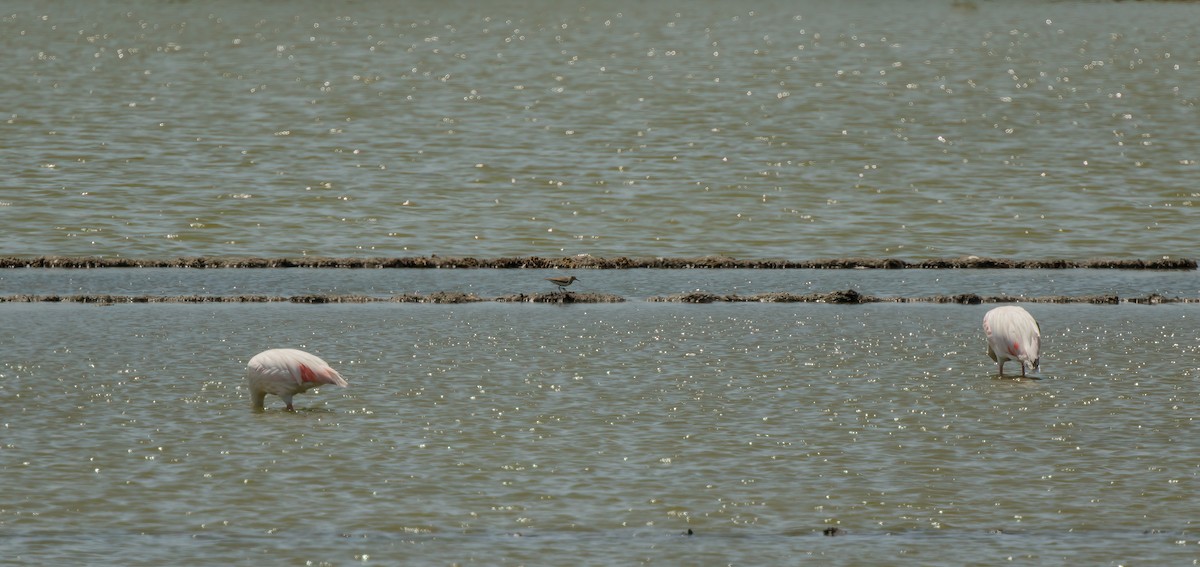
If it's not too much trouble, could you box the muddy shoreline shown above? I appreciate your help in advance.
[2,291,1194,304]
[0,255,1194,270]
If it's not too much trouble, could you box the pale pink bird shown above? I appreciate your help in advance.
[982,305,1041,377]
[246,348,348,411]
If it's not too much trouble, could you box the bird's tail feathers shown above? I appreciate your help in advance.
[299,363,349,387]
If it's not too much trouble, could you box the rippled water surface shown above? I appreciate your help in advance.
[1,266,1199,299]
[2,0,1199,259]
[4,1,1200,564]
[3,294,1200,565]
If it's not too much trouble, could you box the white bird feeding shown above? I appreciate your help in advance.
[982,306,1041,377]
[246,348,348,411]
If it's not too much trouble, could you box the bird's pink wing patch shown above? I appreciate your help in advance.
[297,362,346,386]
[298,363,321,383]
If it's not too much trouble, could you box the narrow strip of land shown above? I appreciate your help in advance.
[1,291,1192,304]
[0,256,1194,270]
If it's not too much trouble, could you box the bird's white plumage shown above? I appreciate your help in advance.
[982,306,1041,377]
[246,348,348,410]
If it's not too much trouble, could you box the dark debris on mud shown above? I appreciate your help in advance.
[496,291,625,303]
[2,291,1195,304]
[646,290,1197,304]
[1,255,1195,270]
[647,289,869,303]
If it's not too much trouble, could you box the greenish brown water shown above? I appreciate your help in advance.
[4,0,1200,564]
[2,0,1198,259]
[3,298,1200,565]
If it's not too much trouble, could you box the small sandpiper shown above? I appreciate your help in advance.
[546,275,579,292]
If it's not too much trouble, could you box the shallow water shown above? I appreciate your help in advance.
[1,266,1199,300]
[4,284,1200,564]
[4,0,1200,564]
[2,0,1199,259]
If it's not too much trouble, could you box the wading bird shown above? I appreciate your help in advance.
[246,348,348,411]
[546,275,579,292]
[982,305,1041,377]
